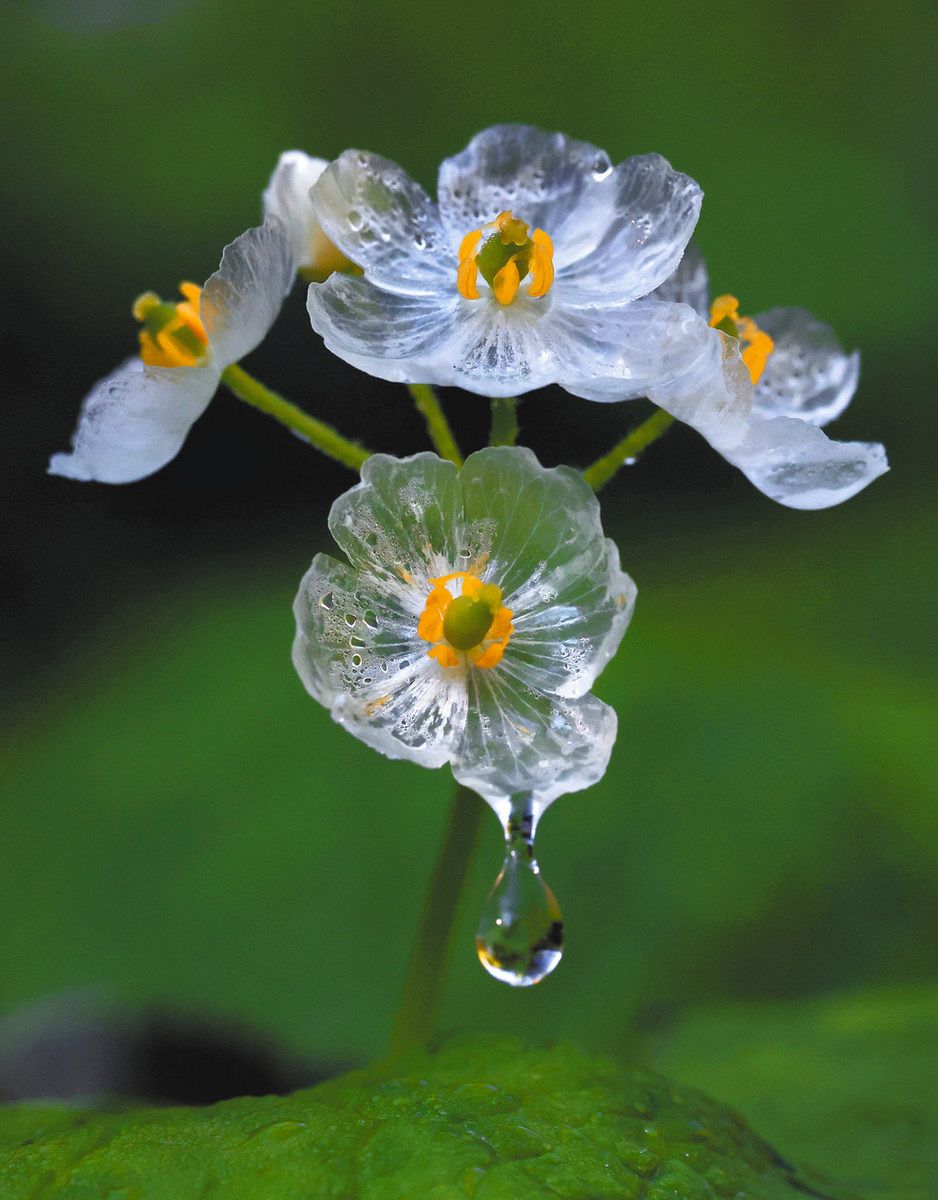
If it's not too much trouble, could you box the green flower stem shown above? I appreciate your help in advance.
[221,364,371,473]
[389,784,485,1059]
[582,408,676,492]
[408,384,463,466]
[489,397,519,447]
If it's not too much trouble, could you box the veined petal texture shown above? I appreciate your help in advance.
[201,219,295,368]
[292,448,635,811]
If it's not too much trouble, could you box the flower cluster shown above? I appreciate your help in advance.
[49,124,888,817]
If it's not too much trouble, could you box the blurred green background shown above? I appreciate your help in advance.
[1,0,936,1186]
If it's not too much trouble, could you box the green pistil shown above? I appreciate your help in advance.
[443,591,499,651]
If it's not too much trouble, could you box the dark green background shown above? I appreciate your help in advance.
[1,0,936,1183]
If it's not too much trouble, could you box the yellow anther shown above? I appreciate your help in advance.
[456,210,555,305]
[133,281,209,369]
[418,571,514,670]
[529,229,555,298]
[492,257,522,306]
[709,293,775,385]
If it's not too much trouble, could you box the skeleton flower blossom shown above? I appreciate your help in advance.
[292,447,635,820]
[611,242,888,510]
[49,220,293,484]
[305,124,705,399]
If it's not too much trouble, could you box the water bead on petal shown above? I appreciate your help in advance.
[311,150,451,296]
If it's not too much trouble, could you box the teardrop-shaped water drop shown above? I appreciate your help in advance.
[475,809,563,987]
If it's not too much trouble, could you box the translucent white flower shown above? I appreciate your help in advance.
[262,150,361,283]
[49,220,293,484]
[652,242,862,425]
[588,243,888,510]
[306,124,704,399]
[292,447,635,820]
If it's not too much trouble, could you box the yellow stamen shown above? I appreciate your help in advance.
[417,571,514,670]
[492,257,522,306]
[456,210,555,305]
[709,293,775,385]
[133,282,209,369]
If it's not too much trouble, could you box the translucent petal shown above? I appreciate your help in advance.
[311,150,450,295]
[261,150,329,271]
[200,219,295,368]
[307,274,459,363]
[560,300,724,406]
[553,154,703,305]
[753,306,861,427]
[459,447,636,697]
[437,124,613,257]
[48,357,219,484]
[292,554,465,768]
[453,681,617,817]
[648,239,710,315]
[644,323,753,439]
[327,453,466,605]
[722,418,889,510]
[643,319,889,510]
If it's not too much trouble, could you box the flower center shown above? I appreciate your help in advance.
[709,294,774,385]
[132,282,209,368]
[457,210,554,306]
[418,572,514,669]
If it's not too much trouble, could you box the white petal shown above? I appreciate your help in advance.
[200,219,295,368]
[307,274,458,363]
[293,554,465,768]
[48,357,219,484]
[459,447,636,697]
[646,318,888,509]
[437,124,613,254]
[261,150,329,271]
[753,306,860,427]
[722,418,889,510]
[453,682,617,817]
[327,452,465,603]
[311,150,450,295]
[554,154,702,305]
[648,239,710,315]
[560,300,727,406]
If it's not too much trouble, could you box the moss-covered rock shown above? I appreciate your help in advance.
[0,1037,843,1199]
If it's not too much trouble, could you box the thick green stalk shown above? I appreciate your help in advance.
[388,784,485,1058]
[408,384,463,466]
[582,408,676,491]
[221,364,371,473]
[489,396,519,447]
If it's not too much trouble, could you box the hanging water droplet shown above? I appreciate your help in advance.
[476,801,563,986]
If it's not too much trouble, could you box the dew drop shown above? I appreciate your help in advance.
[347,208,364,231]
[475,799,563,987]
[319,591,335,609]
[591,155,612,181]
